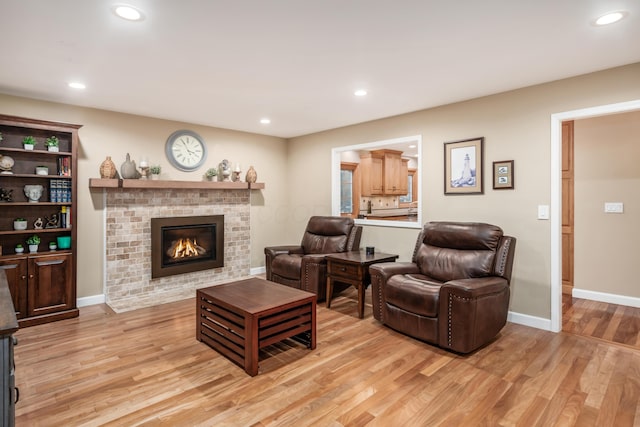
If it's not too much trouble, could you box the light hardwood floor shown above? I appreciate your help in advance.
[14,287,640,426]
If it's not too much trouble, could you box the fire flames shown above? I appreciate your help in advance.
[167,238,207,259]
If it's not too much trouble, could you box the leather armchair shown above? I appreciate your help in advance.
[370,221,516,353]
[265,216,362,301]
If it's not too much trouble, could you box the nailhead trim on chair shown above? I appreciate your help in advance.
[374,276,384,321]
[495,238,512,278]
[447,293,471,348]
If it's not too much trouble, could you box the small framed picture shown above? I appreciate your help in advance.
[444,137,484,195]
[493,160,514,190]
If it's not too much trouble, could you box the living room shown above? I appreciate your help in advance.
[1,2,640,425]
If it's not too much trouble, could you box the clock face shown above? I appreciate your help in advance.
[165,130,207,171]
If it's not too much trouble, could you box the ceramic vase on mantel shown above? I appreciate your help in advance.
[100,156,117,179]
[120,153,141,179]
[245,165,257,183]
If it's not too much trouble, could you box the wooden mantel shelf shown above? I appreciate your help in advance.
[89,178,265,190]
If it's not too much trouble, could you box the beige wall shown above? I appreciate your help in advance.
[289,63,640,319]
[1,62,639,321]
[0,94,288,298]
[574,110,640,296]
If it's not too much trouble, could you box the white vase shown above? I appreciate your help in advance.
[28,244,38,253]
[151,174,160,180]
[48,146,59,152]
[24,144,34,150]
[35,166,49,175]
[15,247,24,254]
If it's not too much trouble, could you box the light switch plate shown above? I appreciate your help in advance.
[537,205,550,220]
[604,202,624,213]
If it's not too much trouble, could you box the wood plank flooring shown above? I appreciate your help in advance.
[563,293,640,351]
[13,288,640,426]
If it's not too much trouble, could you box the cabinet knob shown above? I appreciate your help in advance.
[29,274,34,279]
[21,275,26,280]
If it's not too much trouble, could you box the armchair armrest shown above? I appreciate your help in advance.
[369,262,420,282]
[370,262,420,321]
[264,245,304,257]
[441,276,508,298]
[438,276,510,353]
[300,253,331,300]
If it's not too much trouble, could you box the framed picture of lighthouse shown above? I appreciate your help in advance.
[444,137,484,195]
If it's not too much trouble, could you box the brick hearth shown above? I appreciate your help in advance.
[104,188,250,312]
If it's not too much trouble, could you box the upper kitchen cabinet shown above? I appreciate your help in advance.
[360,149,408,196]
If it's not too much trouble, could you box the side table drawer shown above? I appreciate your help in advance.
[328,261,362,280]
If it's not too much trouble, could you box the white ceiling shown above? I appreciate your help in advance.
[0,1,639,139]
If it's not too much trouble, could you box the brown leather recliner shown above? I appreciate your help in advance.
[370,221,516,353]
[265,216,362,301]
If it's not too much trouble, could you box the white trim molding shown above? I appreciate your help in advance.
[77,294,106,307]
[550,99,640,333]
[573,288,640,308]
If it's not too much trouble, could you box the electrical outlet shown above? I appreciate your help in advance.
[604,202,624,213]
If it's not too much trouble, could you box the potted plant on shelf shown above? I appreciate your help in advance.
[13,217,27,230]
[14,244,24,254]
[149,165,161,180]
[22,136,37,150]
[35,165,49,175]
[26,234,41,253]
[49,241,57,251]
[205,167,218,181]
[45,136,59,152]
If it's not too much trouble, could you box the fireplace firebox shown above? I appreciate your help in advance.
[151,215,224,278]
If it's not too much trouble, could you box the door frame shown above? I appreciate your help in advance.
[550,99,640,332]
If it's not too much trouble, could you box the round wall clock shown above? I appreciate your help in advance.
[165,130,207,171]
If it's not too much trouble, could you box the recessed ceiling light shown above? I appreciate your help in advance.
[409,145,416,148]
[68,82,86,90]
[594,11,627,26]
[260,118,271,124]
[354,89,367,97]
[113,5,144,21]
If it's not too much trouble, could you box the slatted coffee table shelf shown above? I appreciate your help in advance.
[196,278,316,376]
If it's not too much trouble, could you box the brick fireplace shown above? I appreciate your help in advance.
[104,188,250,312]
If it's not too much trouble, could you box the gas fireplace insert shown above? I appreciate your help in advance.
[151,215,224,278]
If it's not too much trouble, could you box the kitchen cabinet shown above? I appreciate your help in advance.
[360,152,383,196]
[360,149,408,196]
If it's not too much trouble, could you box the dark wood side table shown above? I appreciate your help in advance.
[326,251,399,318]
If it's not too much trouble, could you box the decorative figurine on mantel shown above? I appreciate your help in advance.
[218,159,231,181]
[245,166,257,183]
[232,163,242,182]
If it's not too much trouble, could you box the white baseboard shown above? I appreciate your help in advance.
[507,311,552,331]
[572,288,640,308]
[250,266,266,276]
[77,294,105,307]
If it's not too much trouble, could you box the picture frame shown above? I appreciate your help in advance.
[444,137,484,195]
[493,160,514,190]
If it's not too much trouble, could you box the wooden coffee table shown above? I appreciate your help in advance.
[196,277,316,376]
[326,251,399,318]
